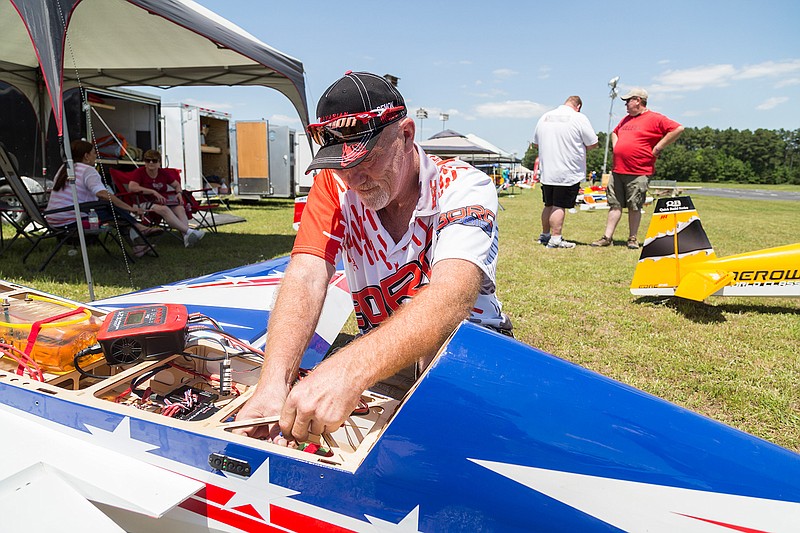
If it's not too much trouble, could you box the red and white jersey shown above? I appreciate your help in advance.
[294,145,505,332]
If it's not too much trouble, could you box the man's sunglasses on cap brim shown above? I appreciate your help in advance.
[307,105,406,146]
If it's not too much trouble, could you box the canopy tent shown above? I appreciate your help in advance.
[417,135,496,159]
[465,133,519,163]
[0,0,310,299]
[418,129,520,166]
[429,129,466,140]
[0,0,310,140]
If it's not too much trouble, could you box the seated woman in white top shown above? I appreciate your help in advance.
[45,140,160,256]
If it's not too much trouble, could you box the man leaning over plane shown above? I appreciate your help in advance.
[234,71,512,444]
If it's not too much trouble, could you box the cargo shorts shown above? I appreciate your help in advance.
[607,173,649,210]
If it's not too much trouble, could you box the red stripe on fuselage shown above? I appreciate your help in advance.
[179,496,283,532]
[676,513,770,533]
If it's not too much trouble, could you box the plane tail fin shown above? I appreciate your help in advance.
[630,196,717,297]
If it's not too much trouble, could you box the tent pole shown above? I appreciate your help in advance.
[61,116,96,301]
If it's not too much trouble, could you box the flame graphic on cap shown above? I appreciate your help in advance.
[341,142,368,167]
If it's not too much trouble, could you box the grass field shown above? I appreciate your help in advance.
[2,187,799,450]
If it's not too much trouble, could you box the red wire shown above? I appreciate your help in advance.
[0,342,43,381]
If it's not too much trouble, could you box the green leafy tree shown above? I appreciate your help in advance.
[521,125,798,184]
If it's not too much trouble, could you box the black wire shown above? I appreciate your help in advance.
[73,345,108,380]
[177,350,228,361]
[130,363,172,392]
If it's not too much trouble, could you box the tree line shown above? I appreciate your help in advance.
[522,127,800,185]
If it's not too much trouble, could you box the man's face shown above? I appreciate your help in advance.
[624,97,644,116]
[337,126,403,211]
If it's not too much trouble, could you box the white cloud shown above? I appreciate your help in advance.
[269,113,302,125]
[652,64,736,91]
[649,59,800,95]
[475,100,551,119]
[493,68,518,78]
[775,77,800,88]
[734,59,800,80]
[756,96,789,110]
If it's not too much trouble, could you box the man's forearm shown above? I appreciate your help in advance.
[258,254,334,388]
[326,258,482,392]
[659,127,685,149]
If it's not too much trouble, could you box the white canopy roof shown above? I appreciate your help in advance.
[0,0,310,134]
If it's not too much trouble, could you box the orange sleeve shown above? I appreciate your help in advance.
[292,169,346,265]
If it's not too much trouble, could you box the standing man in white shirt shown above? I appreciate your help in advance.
[532,96,598,248]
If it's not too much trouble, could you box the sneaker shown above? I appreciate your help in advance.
[546,238,576,249]
[591,235,613,247]
[184,228,206,248]
[538,232,550,246]
[627,236,639,249]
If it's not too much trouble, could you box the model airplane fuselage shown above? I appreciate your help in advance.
[1,256,800,532]
[631,196,800,301]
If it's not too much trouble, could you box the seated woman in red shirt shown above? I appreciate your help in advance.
[45,140,161,257]
[126,150,206,248]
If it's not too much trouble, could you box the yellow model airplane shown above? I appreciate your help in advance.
[630,196,800,301]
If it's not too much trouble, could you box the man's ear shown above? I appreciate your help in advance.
[400,117,416,149]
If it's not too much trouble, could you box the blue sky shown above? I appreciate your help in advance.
[157,0,800,159]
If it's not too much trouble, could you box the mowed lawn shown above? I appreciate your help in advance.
[2,187,799,450]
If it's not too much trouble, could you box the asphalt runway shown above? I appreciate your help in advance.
[689,187,800,202]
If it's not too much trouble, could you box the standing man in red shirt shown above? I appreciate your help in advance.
[591,88,684,249]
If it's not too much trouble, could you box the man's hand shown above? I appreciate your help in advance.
[232,254,335,445]
[232,382,290,443]
[280,356,363,442]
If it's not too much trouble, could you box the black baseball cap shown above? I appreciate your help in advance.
[305,71,406,173]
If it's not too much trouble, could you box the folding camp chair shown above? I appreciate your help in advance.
[110,167,218,235]
[0,147,156,271]
[165,168,219,233]
[0,153,49,255]
[0,185,34,254]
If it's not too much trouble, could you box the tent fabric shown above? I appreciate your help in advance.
[0,0,310,134]
[429,129,466,139]
[0,0,310,297]
[465,133,519,163]
[418,136,495,157]
[419,132,520,165]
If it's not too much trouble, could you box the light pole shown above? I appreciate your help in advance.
[440,113,449,131]
[416,108,428,140]
[602,76,619,176]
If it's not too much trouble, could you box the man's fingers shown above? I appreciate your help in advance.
[308,421,327,436]
[280,401,304,442]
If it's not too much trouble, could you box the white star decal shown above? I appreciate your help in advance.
[84,417,160,454]
[218,457,299,522]
[364,505,421,532]
[220,275,253,285]
[470,459,800,532]
[158,282,192,293]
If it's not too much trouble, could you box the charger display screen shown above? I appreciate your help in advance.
[124,310,146,326]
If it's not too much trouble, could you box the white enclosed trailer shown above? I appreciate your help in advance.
[232,121,299,199]
[161,103,232,192]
